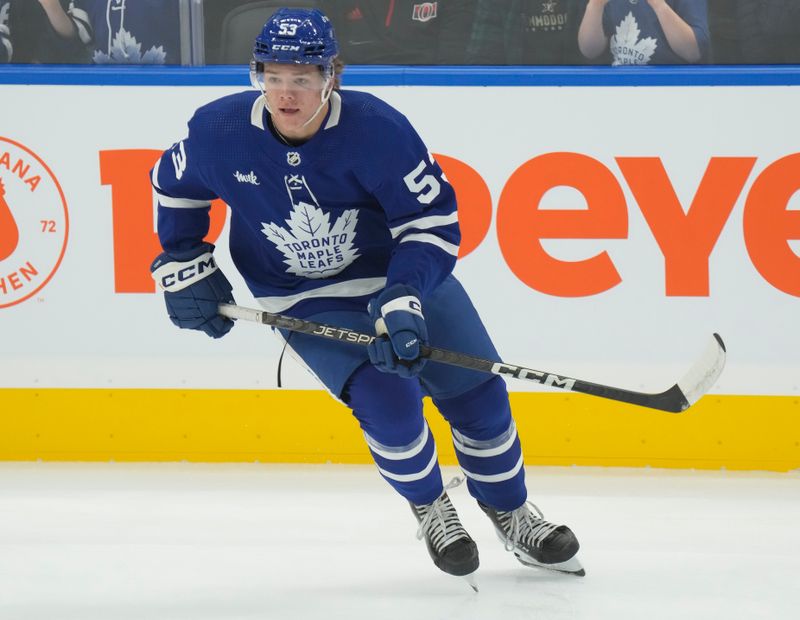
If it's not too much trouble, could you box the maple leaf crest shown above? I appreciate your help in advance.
[261,176,360,278]
[609,12,657,66]
[93,28,167,65]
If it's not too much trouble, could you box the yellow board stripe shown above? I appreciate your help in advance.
[1,389,798,471]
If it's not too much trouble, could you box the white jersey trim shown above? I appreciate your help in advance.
[389,212,459,239]
[250,96,266,130]
[151,157,163,190]
[155,190,212,209]
[400,233,459,257]
[324,91,342,130]
[255,277,387,313]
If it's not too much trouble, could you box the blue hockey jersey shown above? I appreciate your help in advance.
[602,0,710,65]
[151,89,461,318]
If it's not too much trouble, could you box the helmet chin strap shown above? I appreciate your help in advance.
[254,74,334,134]
[300,78,334,129]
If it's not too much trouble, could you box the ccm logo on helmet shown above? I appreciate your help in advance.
[273,44,301,51]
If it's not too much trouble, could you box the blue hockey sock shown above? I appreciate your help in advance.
[435,376,527,511]
[343,363,443,505]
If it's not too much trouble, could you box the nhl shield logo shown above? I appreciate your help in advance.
[287,152,301,166]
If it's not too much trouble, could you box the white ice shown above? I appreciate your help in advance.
[1,463,798,620]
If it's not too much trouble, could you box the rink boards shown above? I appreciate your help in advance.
[0,69,798,469]
[1,388,798,471]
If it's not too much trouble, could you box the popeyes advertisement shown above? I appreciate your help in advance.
[0,83,797,395]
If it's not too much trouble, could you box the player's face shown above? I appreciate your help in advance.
[260,63,330,140]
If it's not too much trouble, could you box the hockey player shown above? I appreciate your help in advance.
[149,7,584,586]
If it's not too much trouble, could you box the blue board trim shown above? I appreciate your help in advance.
[1,64,799,87]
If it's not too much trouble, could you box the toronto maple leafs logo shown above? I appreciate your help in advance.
[260,175,360,278]
[94,28,167,64]
[609,12,657,66]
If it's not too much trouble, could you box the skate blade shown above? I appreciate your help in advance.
[461,572,479,592]
[516,553,585,576]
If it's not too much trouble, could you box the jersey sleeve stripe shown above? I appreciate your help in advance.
[399,233,459,257]
[151,157,163,190]
[389,212,459,239]
[155,191,212,209]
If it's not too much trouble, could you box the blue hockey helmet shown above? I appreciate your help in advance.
[252,8,338,68]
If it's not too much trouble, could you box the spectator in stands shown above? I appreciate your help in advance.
[578,0,710,65]
[68,0,181,64]
[0,1,11,62]
[736,0,800,63]
[320,1,475,64]
[467,0,586,65]
[6,0,88,63]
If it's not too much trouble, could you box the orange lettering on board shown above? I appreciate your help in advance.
[432,153,491,259]
[618,157,755,296]
[497,152,628,297]
[99,149,226,293]
[743,154,800,296]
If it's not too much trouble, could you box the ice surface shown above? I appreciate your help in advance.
[0,463,798,620]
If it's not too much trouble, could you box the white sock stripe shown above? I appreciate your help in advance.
[460,454,524,483]
[380,296,424,318]
[364,424,430,461]
[453,429,518,458]
[452,421,517,458]
[376,448,439,482]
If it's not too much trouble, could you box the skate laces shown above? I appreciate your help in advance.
[415,477,469,553]
[499,501,560,552]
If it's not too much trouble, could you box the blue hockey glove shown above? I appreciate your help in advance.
[150,242,235,339]
[367,284,428,378]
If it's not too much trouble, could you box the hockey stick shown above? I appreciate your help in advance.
[218,303,726,413]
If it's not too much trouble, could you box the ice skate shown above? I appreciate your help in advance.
[478,500,585,576]
[410,482,479,590]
